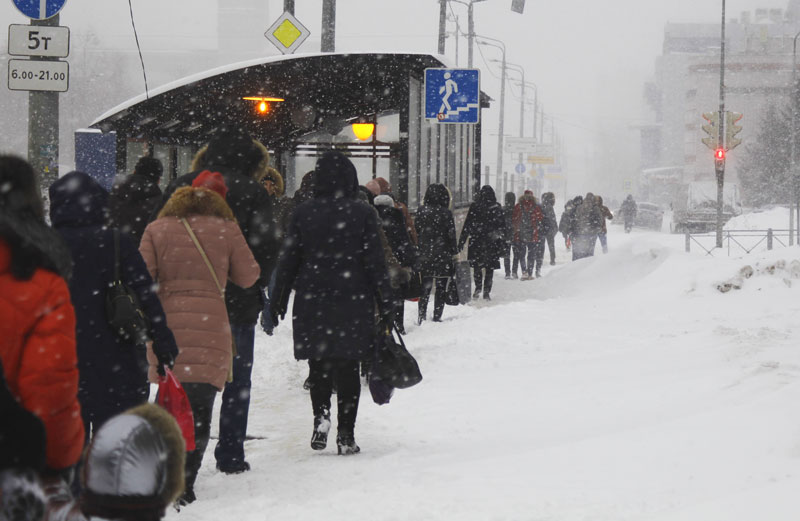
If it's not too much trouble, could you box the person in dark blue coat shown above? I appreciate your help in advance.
[415,183,458,323]
[49,171,178,440]
[270,151,393,455]
[458,185,505,300]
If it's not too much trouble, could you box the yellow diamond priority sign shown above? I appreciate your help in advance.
[265,11,310,55]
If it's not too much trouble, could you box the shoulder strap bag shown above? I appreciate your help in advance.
[181,218,236,382]
[105,229,150,346]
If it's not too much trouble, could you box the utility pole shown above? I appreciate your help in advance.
[28,14,61,200]
[438,0,447,54]
[477,37,507,190]
[321,0,336,52]
[715,0,726,248]
[284,0,294,14]
[467,1,475,67]
[793,30,800,245]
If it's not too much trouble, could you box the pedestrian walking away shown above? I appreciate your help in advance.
[458,185,505,298]
[270,151,393,455]
[107,155,165,244]
[541,192,558,265]
[140,172,260,505]
[415,184,458,323]
[512,190,545,279]
[571,193,605,260]
[502,192,517,278]
[621,194,637,233]
[596,195,613,254]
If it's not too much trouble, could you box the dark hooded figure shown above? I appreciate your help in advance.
[270,151,392,456]
[502,192,517,279]
[621,194,637,233]
[571,192,604,260]
[49,172,178,445]
[458,185,505,299]
[558,195,583,249]
[541,192,558,265]
[107,156,163,243]
[414,183,458,323]
[154,127,280,474]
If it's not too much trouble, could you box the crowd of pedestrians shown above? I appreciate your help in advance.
[1,126,639,516]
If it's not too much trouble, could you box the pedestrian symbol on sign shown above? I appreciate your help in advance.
[438,73,459,116]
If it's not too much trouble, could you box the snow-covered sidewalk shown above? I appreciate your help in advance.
[169,226,800,521]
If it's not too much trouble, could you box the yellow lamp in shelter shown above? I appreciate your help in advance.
[243,96,284,115]
[352,122,375,141]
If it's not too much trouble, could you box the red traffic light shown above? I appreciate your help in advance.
[715,148,725,160]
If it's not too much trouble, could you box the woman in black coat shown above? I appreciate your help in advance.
[270,151,392,455]
[106,156,163,244]
[458,185,505,300]
[414,183,457,324]
[49,171,178,440]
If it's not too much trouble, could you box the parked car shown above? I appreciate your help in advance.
[635,202,664,230]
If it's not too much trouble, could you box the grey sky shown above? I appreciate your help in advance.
[1,0,787,196]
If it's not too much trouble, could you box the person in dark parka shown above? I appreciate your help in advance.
[512,190,545,279]
[153,128,280,474]
[572,192,604,260]
[541,192,558,265]
[49,172,178,441]
[502,192,517,279]
[458,185,505,299]
[270,151,392,455]
[415,183,458,323]
[374,193,418,333]
[107,156,163,244]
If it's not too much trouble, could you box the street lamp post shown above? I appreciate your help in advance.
[447,0,489,67]
[792,30,800,245]
[476,35,507,187]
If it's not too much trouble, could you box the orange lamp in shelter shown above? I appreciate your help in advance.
[352,122,375,141]
[243,96,284,115]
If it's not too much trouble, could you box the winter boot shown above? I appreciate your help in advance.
[336,434,361,455]
[311,412,331,450]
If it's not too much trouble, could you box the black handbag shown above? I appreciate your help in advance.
[444,275,460,306]
[105,230,150,345]
[400,271,424,300]
[372,322,422,390]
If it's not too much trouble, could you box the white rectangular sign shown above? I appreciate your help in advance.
[8,59,69,92]
[528,144,555,164]
[8,25,70,58]
[504,137,537,155]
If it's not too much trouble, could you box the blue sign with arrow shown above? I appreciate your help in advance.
[424,68,480,124]
[12,0,68,20]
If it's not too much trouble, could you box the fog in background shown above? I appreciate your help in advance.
[0,0,784,202]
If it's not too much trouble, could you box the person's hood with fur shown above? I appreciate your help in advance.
[80,404,185,519]
[157,186,235,221]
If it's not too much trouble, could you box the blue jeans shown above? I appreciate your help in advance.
[214,323,255,466]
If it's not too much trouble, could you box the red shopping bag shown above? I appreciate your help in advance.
[157,368,196,451]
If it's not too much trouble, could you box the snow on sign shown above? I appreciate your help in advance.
[424,68,480,124]
[264,11,310,55]
[11,0,68,20]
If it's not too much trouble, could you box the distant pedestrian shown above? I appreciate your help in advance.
[459,185,505,298]
[559,195,582,250]
[621,194,637,233]
[571,193,604,260]
[107,156,164,244]
[369,177,418,245]
[512,190,545,279]
[502,192,517,279]
[541,192,558,265]
[596,195,613,253]
[415,183,458,322]
[270,151,393,455]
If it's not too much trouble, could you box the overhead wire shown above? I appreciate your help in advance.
[127,0,149,99]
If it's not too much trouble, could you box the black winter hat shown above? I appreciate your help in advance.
[204,127,263,177]
[134,156,163,181]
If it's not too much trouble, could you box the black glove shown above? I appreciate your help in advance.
[155,349,174,377]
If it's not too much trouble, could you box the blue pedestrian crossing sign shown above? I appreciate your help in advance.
[12,0,68,20]
[424,68,480,124]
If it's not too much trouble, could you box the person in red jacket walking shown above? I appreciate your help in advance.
[0,155,84,473]
[512,190,545,279]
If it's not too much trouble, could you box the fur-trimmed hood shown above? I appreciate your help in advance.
[374,194,395,207]
[157,186,235,221]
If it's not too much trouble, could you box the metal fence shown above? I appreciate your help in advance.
[685,229,794,256]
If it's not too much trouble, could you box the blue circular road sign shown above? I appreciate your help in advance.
[514,163,526,174]
[12,0,68,20]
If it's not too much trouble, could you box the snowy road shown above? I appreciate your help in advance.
[168,225,800,520]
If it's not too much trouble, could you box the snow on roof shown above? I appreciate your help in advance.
[91,51,449,126]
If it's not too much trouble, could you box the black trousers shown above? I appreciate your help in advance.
[533,240,545,274]
[512,243,526,275]
[183,382,217,492]
[473,268,494,295]
[503,244,512,276]
[419,276,448,321]
[545,234,556,263]
[308,359,361,435]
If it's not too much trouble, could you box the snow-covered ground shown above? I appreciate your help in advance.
[167,218,800,521]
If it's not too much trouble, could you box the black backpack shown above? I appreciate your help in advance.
[105,230,150,345]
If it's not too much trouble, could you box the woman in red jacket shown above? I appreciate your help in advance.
[0,155,84,472]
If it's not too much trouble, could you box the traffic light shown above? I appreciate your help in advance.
[715,148,725,161]
[701,112,719,150]
[725,111,743,150]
